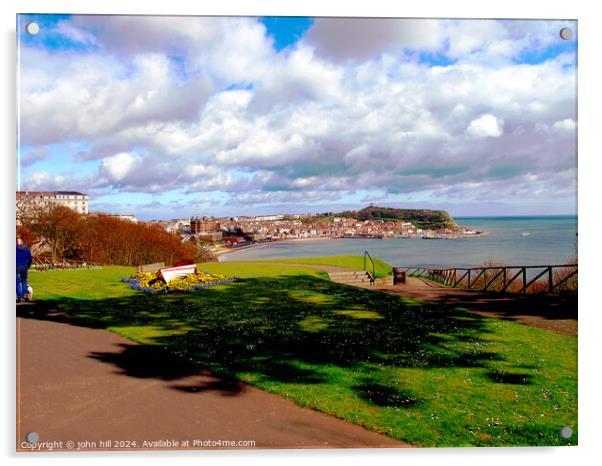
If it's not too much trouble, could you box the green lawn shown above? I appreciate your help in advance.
[26,261,577,447]
[197,261,329,279]
[248,255,393,278]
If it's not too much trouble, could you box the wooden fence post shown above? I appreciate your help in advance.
[522,268,527,293]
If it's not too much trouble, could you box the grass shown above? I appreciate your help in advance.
[251,255,393,278]
[25,261,577,447]
[27,266,137,300]
[196,261,329,279]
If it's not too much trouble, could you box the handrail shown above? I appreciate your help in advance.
[418,264,577,271]
[393,263,577,295]
[363,250,376,283]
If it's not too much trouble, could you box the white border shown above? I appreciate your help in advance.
[3,1,601,465]
[5,0,584,18]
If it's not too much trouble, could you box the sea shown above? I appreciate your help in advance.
[220,216,578,268]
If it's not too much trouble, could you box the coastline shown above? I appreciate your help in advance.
[213,237,333,261]
[213,232,491,261]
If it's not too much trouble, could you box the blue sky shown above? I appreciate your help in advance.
[260,17,314,51]
[17,15,577,219]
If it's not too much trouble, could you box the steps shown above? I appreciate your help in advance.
[373,276,393,287]
[328,270,377,288]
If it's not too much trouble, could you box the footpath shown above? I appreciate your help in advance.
[16,304,405,452]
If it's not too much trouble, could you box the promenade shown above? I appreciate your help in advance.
[16,304,405,451]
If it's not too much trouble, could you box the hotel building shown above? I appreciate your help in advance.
[17,191,89,224]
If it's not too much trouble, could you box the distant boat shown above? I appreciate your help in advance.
[521,232,530,237]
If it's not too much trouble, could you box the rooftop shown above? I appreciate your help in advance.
[17,191,87,196]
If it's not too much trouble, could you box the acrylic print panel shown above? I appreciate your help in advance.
[16,15,577,451]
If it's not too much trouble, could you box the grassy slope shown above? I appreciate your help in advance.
[337,206,460,230]
[250,255,392,278]
[27,264,577,447]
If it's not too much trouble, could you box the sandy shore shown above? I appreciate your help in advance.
[212,232,490,261]
[213,237,333,261]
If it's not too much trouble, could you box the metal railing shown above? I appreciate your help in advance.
[397,264,577,294]
[363,251,376,284]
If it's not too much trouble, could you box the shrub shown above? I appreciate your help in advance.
[22,206,213,266]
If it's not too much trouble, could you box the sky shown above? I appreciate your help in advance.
[17,15,577,220]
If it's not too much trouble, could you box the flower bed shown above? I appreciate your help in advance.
[121,270,241,294]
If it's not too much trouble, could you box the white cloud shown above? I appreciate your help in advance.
[304,18,576,68]
[19,50,213,146]
[186,164,221,178]
[445,20,504,59]
[553,118,577,131]
[21,147,51,167]
[465,114,504,138]
[304,18,444,62]
[99,152,140,183]
[24,171,68,191]
[53,20,98,45]
[18,16,577,215]
[227,190,341,206]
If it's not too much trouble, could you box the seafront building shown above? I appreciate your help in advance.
[217,215,419,241]
[191,217,220,234]
[155,211,479,245]
[16,191,89,224]
[190,216,223,241]
[106,214,138,223]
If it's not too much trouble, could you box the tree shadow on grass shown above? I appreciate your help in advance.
[18,274,514,396]
[353,380,423,408]
[484,370,534,385]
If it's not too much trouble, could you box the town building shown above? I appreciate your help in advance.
[198,231,224,242]
[16,191,89,224]
[190,216,221,235]
[106,214,138,223]
[254,215,284,222]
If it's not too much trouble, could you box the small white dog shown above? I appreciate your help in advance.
[25,285,33,301]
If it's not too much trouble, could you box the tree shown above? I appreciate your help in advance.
[22,206,214,266]
[24,205,85,260]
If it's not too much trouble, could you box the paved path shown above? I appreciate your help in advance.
[17,306,406,452]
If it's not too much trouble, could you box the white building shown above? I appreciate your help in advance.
[107,214,138,223]
[17,191,89,223]
[254,215,284,221]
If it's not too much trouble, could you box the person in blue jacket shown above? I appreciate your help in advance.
[16,237,32,302]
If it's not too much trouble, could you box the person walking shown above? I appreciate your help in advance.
[16,237,32,303]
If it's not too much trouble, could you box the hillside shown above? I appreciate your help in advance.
[335,206,460,231]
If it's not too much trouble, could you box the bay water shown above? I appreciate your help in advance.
[220,216,577,268]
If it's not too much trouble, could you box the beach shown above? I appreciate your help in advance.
[214,230,493,261]
[213,237,333,260]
